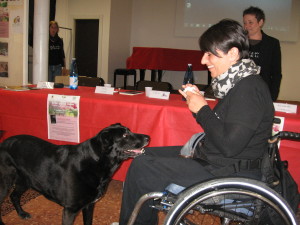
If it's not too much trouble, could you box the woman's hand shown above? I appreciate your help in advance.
[179,84,208,113]
[179,84,201,96]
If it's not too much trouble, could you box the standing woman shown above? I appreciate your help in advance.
[48,21,66,82]
[243,6,282,101]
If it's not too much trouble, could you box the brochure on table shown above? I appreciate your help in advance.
[47,94,80,143]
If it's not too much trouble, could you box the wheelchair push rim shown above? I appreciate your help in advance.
[163,177,297,225]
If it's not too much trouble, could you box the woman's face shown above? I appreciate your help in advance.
[201,49,236,78]
[243,14,263,37]
[49,23,59,37]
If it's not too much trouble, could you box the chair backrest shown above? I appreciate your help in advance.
[136,80,173,92]
[55,76,69,85]
[78,76,104,87]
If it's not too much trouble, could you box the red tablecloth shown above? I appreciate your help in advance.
[126,47,207,71]
[0,87,299,190]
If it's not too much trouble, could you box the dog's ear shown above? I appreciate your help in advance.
[97,129,114,149]
[110,123,122,127]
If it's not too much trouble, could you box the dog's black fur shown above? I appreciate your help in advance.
[0,123,149,225]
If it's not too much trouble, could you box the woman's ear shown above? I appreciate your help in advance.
[228,47,240,62]
[258,19,264,28]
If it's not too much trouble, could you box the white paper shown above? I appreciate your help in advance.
[47,94,80,143]
[148,90,170,100]
[273,103,297,114]
[95,86,114,95]
[272,116,285,148]
[37,81,54,89]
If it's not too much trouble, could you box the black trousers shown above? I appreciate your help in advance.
[119,146,215,225]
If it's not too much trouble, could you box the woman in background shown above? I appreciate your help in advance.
[243,6,282,101]
[48,21,66,82]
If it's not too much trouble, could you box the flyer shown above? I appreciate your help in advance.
[47,94,80,143]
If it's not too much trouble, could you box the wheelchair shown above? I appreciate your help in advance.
[128,131,300,225]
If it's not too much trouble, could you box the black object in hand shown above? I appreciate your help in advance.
[54,83,64,88]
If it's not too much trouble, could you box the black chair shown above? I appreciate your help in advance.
[78,76,104,87]
[135,80,173,92]
[113,68,137,89]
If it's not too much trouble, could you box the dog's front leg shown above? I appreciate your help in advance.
[62,207,78,225]
[82,202,95,225]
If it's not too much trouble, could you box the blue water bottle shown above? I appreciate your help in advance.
[182,64,194,100]
[183,64,194,85]
[69,58,78,90]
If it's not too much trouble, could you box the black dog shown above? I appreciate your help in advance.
[0,123,149,225]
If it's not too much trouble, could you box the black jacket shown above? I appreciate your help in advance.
[249,31,282,101]
[196,75,274,168]
[49,35,65,67]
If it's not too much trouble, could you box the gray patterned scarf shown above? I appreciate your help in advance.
[211,59,260,99]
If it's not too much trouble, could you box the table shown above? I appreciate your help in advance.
[126,47,210,82]
[0,87,300,190]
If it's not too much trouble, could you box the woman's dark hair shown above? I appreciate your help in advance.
[243,6,265,23]
[199,19,249,60]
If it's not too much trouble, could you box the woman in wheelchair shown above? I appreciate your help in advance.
[116,19,275,225]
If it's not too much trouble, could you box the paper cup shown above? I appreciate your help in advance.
[145,87,153,97]
[104,84,112,87]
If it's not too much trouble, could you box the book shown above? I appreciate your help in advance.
[119,91,143,95]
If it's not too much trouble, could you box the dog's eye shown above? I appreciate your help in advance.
[123,133,128,138]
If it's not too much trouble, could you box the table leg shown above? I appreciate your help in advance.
[158,70,163,82]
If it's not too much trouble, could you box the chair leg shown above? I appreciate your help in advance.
[114,73,117,87]
[134,73,136,88]
[124,75,127,89]
[151,70,156,81]
[140,69,145,81]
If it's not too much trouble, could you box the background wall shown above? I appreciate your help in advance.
[127,0,300,101]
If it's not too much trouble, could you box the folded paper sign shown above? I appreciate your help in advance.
[37,82,54,89]
[95,86,114,95]
[148,90,170,100]
[273,103,297,114]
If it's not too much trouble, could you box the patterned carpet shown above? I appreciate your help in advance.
[1,180,126,225]
[1,180,300,225]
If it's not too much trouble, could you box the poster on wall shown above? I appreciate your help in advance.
[0,0,23,6]
[0,61,8,77]
[0,42,8,56]
[0,2,9,38]
[10,9,22,33]
[47,94,81,143]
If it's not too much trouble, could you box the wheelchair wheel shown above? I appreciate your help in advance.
[163,177,297,225]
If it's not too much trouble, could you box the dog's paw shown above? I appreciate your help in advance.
[18,211,31,219]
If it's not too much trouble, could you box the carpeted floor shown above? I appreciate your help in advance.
[1,180,126,225]
[1,180,300,225]
[0,180,167,225]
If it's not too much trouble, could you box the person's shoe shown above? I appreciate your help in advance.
[110,223,119,225]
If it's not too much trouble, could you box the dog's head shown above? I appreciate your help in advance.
[96,123,150,160]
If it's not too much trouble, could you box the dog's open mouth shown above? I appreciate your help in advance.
[125,147,145,156]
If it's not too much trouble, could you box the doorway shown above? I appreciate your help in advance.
[75,19,99,77]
